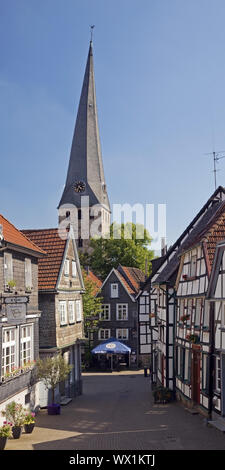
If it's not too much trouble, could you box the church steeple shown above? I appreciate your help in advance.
[58,41,110,212]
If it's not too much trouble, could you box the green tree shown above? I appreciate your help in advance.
[36,355,73,404]
[80,222,154,280]
[82,271,103,337]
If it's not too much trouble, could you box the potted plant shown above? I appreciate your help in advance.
[153,386,173,404]
[0,422,12,450]
[24,411,35,434]
[1,401,26,439]
[37,355,73,415]
[7,280,16,292]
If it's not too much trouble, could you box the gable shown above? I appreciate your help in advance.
[57,237,84,291]
[176,244,208,296]
[100,269,135,302]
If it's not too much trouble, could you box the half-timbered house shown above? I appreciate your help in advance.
[207,239,225,428]
[175,193,225,414]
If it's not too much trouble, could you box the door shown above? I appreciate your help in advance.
[191,349,200,404]
[221,354,225,416]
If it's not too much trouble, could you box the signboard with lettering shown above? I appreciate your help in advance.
[6,303,27,324]
[4,296,29,304]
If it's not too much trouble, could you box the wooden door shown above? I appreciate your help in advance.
[191,349,200,404]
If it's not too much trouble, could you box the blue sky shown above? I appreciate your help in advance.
[1,0,225,250]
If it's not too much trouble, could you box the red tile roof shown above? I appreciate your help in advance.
[0,215,45,255]
[115,270,136,295]
[22,228,67,290]
[115,266,145,296]
[83,269,102,295]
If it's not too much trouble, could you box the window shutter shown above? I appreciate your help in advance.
[25,258,32,288]
[4,253,13,285]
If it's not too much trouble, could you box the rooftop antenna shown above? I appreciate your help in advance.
[90,25,95,43]
[204,150,225,190]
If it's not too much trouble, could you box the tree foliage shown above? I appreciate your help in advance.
[80,222,154,280]
[82,271,103,336]
[36,355,73,403]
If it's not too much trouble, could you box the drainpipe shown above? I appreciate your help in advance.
[208,300,215,421]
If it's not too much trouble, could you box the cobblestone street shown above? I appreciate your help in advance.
[6,370,225,450]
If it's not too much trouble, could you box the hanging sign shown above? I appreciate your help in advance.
[6,303,27,324]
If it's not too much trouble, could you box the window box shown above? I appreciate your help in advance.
[186,334,200,344]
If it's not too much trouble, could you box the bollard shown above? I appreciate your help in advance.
[144,367,148,377]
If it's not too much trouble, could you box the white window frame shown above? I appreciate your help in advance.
[116,328,129,340]
[68,301,75,324]
[216,356,221,392]
[72,260,77,278]
[98,329,111,340]
[100,304,111,321]
[64,259,70,277]
[2,327,17,376]
[59,301,67,325]
[4,252,13,287]
[110,283,119,298]
[20,324,33,366]
[25,258,33,289]
[116,304,128,321]
[221,303,225,328]
[76,299,82,322]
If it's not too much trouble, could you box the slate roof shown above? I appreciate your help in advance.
[22,228,67,290]
[0,214,45,255]
[58,41,110,211]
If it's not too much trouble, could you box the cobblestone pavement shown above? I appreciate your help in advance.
[5,370,225,450]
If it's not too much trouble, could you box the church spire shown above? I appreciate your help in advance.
[58,40,110,212]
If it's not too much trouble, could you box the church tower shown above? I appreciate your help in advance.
[58,40,111,252]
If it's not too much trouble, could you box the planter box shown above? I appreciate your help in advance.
[24,423,35,434]
[47,403,61,415]
[0,436,7,450]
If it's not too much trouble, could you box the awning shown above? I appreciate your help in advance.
[91,338,131,355]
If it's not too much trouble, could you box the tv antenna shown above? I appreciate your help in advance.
[205,150,225,190]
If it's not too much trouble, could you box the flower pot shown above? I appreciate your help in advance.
[0,436,7,450]
[12,426,22,439]
[47,403,61,415]
[24,423,35,434]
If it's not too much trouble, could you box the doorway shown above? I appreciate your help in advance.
[191,349,200,405]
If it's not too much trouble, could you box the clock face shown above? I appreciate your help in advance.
[74,181,86,193]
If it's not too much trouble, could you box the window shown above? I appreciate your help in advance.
[116,304,128,320]
[116,329,128,340]
[184,349,191,382]
[189,254,197,277]
[221,304,225,328]
[25,258,32,289]
[110,283,118,298]
[215,356,221,392]
[176,346,184,378]
[203,302,210,329]
[2,328,16,376]
[59,301,67,325]
[99,329,110,340]
[78,238,83,248]
[100,304,111,321]
[64,259,69,277]
[20,325,33,366]
[179,299,185,321]
[72,261,77,278]
[68,301,75,323]
[76,299,82,322]
[186,299,192,327]
[4,252,13,287]
[195,299,202,327]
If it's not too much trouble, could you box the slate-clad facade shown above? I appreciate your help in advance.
[23,228,85,406]
[0,215,44,422]
[93,266,145,367]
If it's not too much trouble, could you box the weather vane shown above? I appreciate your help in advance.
[90,25,95,42]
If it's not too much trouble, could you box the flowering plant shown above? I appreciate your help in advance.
[24,411,35,425]
[1,401,26,427]
[0,422,12,437]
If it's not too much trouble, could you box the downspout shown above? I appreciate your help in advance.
[208,300,215,421]
[166,283,169,389]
